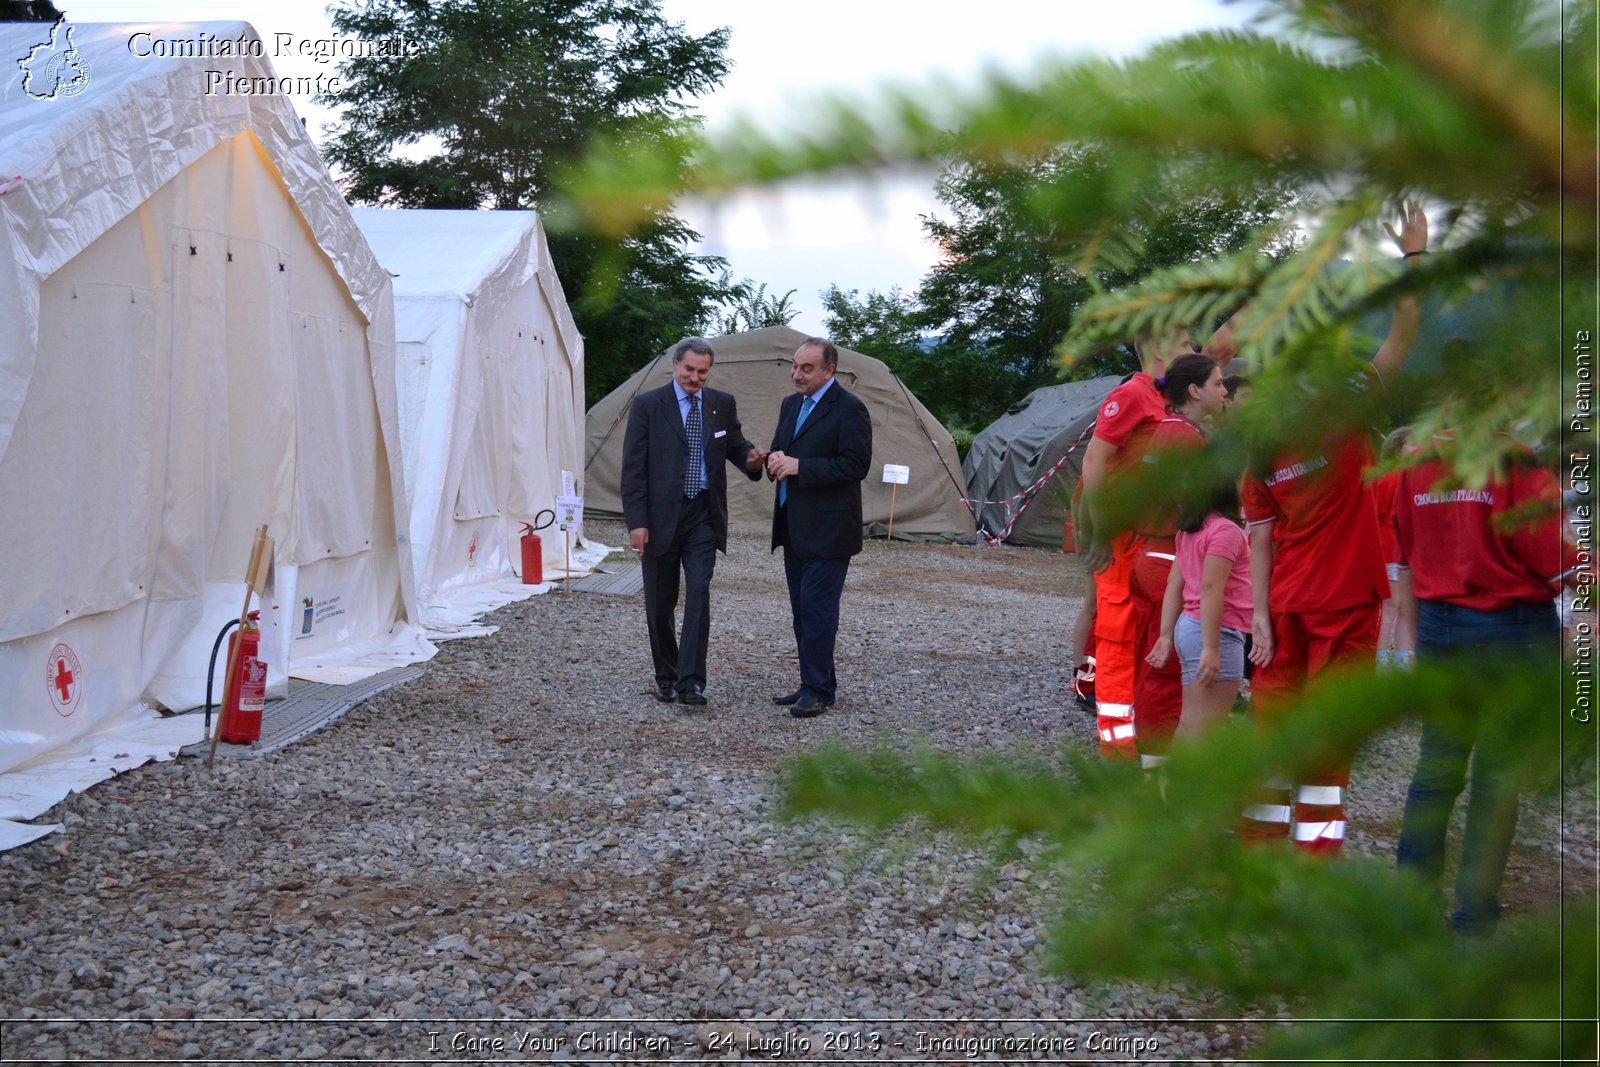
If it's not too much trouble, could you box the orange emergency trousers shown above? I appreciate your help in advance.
[1093,531,1141,761]
[1129,533,1183,765]
[1236,600,1380,855]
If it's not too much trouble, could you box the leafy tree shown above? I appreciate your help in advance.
[819,283,991,454]
[321,0,738,404]
[562,0,1597,1059]
[820,285,923,365]
[709,273,799,335]
[915,145,1302,430]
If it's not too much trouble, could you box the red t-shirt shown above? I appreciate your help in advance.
[1141,413,1207,537]
[1093,374,1168,477]
[1391,448,1569,611]
[1372,469,1402,564]
[1243,432,1390,613]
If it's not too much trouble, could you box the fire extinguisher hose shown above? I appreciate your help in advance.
[204,618,241,736]
[521,509,556,536]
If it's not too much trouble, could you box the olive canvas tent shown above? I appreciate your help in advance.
[584,327,976,540]
[961,376,1123,549]
[0,21,427,846]
[351,208,605,637]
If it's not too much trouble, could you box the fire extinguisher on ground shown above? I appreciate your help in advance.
[219,610,267,745]
[520,509,556,585]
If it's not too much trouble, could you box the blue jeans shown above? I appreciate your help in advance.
[1395,599,1559,934]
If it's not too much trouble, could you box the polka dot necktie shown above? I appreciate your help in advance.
[683,393,703,498]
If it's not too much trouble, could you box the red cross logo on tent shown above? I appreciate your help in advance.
[45,643,82,716]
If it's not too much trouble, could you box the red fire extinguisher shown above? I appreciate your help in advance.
[219,611,266,745]
[520,509,556,585]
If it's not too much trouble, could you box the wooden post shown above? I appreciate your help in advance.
[888,483,898,544]
[564,525,571,595]
[208,525,271,768]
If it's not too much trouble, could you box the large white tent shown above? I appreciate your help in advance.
[352,208,602,635]
[0,20,429,845]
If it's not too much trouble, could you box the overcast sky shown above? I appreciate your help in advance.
[61,0,1262,330]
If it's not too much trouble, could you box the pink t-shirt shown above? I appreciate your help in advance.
[1175,512,1253,633]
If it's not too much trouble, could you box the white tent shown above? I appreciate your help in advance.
[0,20,429,845]
[352,208,601,636]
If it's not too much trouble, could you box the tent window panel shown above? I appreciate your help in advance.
[453,346,505,521]
[288,313,380,562]
[0,282,166,641]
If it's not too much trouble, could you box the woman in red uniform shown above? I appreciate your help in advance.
[1080,320,1237,762]
[1129,354,1231,772]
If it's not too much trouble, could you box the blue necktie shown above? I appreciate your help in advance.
[683,394,703,498]
[779,395,816,506]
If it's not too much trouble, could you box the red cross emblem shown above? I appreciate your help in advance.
[45,643,82,716]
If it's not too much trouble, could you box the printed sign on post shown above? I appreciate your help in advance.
[554,494,583,526]
[882,464,910,485]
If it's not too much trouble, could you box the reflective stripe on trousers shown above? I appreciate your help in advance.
[1096,702,1138,761]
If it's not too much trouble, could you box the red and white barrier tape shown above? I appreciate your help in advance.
[962,421,1097,545]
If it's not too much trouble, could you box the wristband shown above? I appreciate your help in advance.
[1402,250,1428,258]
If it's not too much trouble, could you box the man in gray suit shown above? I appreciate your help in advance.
[621,337,766,706]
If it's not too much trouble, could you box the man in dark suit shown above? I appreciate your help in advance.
[621,337,765,706]
[766,338,873,718]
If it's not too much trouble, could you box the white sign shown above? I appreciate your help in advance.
[561,470,576,497]
[555,494,583,525]
[882,464,910,485]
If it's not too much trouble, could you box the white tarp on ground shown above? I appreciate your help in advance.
[352,208,607,638]
[0,20,430,844]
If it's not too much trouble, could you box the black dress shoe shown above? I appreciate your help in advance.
[677,684,707,706]
[790,693,828,718]
[655,684,676,703]
[773,689,834,707]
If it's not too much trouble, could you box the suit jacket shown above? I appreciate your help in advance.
[769,383,873,559]
[620,383,758,556]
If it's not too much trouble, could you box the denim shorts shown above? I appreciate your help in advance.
[1175,613,1247,684]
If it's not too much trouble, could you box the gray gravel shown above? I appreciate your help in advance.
[0,518,1589,1062]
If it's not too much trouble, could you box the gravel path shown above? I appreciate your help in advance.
[0,519,1588,1062]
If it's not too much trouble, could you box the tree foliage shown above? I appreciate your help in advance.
[709,273,799,335]
[819,283,988,454]
[820,152,1300,437]
[321,0,738,404]
[914,146,1301,429]
[559,0,1597,1057]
